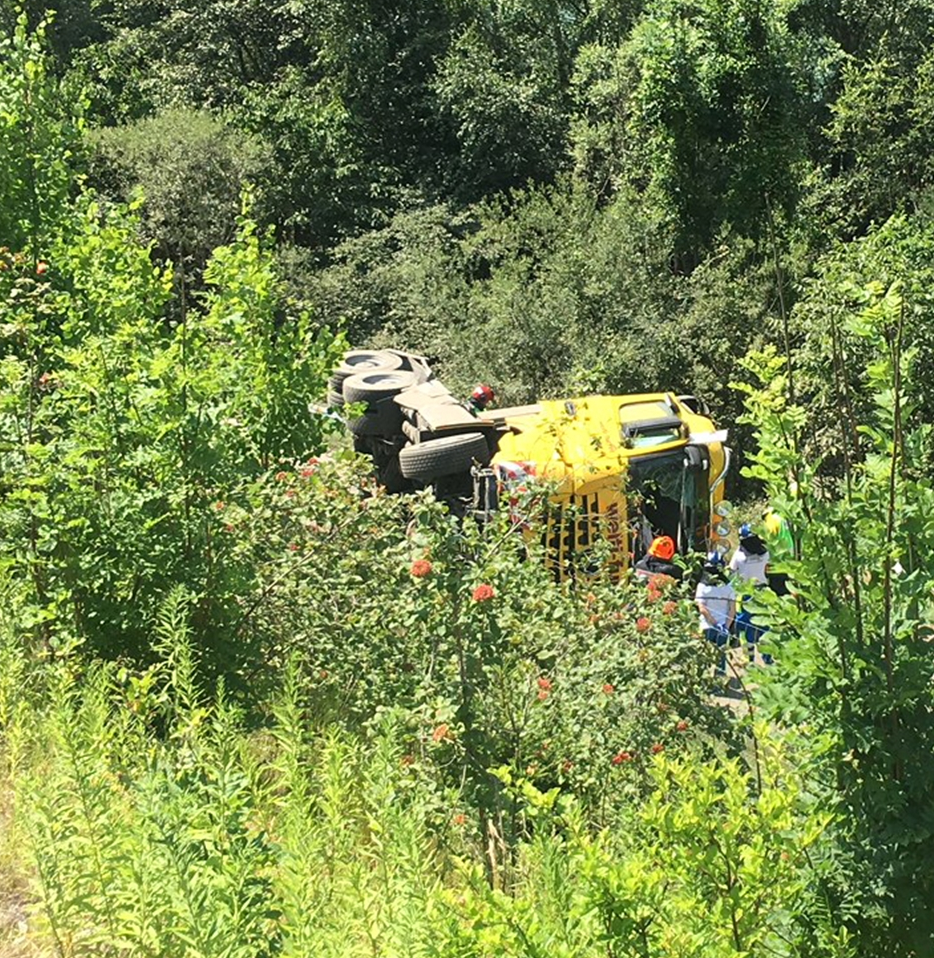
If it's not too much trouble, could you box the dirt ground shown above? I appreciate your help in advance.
[709,645,772,716]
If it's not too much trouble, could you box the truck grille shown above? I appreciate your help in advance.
[544,491,625,579]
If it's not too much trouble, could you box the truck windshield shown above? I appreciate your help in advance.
[628,450,702,556]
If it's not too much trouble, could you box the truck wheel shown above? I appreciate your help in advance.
[342,370,419,405]
[399,433,491,481]
[330,350,404,406]
[336,350,404,379]
[343,370,419,436]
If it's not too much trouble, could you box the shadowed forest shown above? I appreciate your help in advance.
[3,1,934,955]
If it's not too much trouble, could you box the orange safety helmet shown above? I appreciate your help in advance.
[647,535,676,561]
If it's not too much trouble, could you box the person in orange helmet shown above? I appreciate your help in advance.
[634,534,683,583]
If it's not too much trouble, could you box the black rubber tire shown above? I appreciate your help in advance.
[348,400,403,436]
[399,433,491,481]
[343,370,419,437]
[342,370,419,404]
[327,389,345,408]
[337,350,404,378]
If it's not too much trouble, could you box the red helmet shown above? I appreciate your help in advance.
[471,384,495,407]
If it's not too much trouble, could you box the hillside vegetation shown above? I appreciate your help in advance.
[3,3,934,956]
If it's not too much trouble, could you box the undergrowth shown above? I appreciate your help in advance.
[0,588,848,958]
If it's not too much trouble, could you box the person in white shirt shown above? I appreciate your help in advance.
[695,552,736,678]
[729,524,773,665]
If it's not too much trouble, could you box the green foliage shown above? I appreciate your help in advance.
[234,464,738,829]
[12,625,455,957]
[572,0,811,257]
[421,738,846,957]
[3,606,843,958]
[9,6,934,957]
[88,108,273,278]
[435,8,571,200]
[791,215,934,472]
[0,180,344,671]
[805,0,934,236]
[735,273,934,955]
[0,13,85,260]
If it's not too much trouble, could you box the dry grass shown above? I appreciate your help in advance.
[0,782,43,958]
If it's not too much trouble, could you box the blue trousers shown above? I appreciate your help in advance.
[704,626,730,677]
[737,595,773,665]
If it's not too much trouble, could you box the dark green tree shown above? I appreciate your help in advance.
[572,0,812,262]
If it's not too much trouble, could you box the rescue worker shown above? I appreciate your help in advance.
[729,523,773,665]
[763,508,793,595]
[467,384,495,415]
[695,551,736,679]
[634,535,683,584]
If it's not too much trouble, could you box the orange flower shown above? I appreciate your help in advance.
[36,261,48,275]
[602,682,615,695]
[410,559,433,578]
[537,676,552,691]
[537,690,549,701]
[472,583,495,602]
[612,750,632,765]
[275,470,289,481]
[676,720,689,732]
[214,500,225,510]
[662,600,678,615]
[453,813,466,826]
[636,616,651,633]
[651,743,664,754]
[432,723,451,742]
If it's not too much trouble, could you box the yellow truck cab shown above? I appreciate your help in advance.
[485,394,730,575]
[329,349,731,577]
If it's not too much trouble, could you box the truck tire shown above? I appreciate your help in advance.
[330,351,405,407]
[399,433,491,481]
[342,370,419,405]
[343,370,419,436]
[336,350,404,379]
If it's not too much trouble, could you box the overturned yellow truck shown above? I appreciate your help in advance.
[329,349,732,577]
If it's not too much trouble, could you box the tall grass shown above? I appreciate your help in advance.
[11,594,463,957]
[2,589,849,958]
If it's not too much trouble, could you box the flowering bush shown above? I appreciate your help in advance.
[472,583,495,602]
[238,461,736,825]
